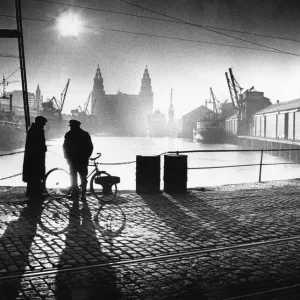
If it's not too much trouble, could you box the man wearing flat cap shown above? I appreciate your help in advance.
[23,116,48,199]
[63,119,93,199]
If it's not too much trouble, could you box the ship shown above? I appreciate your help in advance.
[193,116,225,143]
[0,111,26,151]
[193,88,226,143]
[0,75,26,150]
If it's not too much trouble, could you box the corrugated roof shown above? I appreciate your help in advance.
[254,98,300,115]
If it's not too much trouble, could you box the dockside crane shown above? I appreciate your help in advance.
[0,68,20,98]
[225,68,244,134]
[43,79,70,120]
[0,68,20,112]
[210,87,220,114]
[83,92,91,115]
[225,68,243,110]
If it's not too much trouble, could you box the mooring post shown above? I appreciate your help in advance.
[259,149,264,183]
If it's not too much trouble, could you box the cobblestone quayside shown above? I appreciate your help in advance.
[0,180,300,299]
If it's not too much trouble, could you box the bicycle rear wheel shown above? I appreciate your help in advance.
[44,168,71,199]
[90,172,117,203]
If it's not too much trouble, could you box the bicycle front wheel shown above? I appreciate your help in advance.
[44,168,71,199]
[90,172,117,203]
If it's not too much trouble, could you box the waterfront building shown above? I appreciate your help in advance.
[147,110,167,137]
[252,98,300,141]
[91,65,154,136]
[225,90,271,136]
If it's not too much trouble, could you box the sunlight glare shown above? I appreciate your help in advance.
[56,11,83,37]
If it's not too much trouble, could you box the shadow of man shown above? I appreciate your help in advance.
[54,196,120,299]
[0,201,43,300]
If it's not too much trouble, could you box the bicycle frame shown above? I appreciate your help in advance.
[87,162,98,181]
[86,152,105,182]
[44,152,117,201]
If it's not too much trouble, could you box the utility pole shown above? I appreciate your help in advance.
[0,0,30,131]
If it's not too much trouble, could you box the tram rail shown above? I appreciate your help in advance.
[224,284,300,299]
[0,234,299,281]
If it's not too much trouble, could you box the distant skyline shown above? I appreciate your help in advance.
[1,0,300,118]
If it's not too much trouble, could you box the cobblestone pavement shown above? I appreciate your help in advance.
[0,180,300,299]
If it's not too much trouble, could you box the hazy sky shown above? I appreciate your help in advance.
[1,0,300,118]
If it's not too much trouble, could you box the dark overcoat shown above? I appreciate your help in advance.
[63,127,93,165]
[22,123,47,182]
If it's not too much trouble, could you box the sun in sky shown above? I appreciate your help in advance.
[56,10,83,37]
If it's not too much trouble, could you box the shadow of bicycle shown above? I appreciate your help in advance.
[38,197,72,235]
[93,203,126,239]
[38,194,127,239]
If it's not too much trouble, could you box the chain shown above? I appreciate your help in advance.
[0,151,168,177]
[98,161,136,165]
[0,173,22,181]
[0,150,24,157]
[97,152,168,166]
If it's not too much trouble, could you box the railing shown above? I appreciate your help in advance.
[0,120,23,129]
[168,148,300,183]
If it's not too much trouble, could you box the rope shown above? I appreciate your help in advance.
[0,173,22,181]
[0,150,24,157]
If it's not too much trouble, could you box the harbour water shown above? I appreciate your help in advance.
[0,136,299,190]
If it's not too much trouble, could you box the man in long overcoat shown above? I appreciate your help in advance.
[22,116,48,199]
[63,119,93,199]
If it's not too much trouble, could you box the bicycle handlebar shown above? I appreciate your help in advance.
[90,152,101,161]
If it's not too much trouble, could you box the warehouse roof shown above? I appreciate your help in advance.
[254,98,300,115]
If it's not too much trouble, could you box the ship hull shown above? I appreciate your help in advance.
[194,119,226,143]
[194,128,226,143]
[0,124,26,151]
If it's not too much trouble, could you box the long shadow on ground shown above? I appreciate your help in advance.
[0,201,43,300]
[54,196,121,299]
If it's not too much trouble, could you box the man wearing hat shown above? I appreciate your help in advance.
[63,119,93,199]
[23,115,48,199]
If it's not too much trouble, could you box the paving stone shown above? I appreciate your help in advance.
[1,181,300,298]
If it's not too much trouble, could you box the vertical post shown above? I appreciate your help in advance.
[9,94,13,112]
[259,149,264,183]
[16,0,30,131]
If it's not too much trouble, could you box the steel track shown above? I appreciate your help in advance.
[0,234,299,281]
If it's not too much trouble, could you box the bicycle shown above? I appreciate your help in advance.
[44,153,119,202]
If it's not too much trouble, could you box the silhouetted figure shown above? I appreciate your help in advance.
[22,116,48,199]
[63,119,93,199]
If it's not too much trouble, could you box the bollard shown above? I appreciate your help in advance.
[164,154,187,193]
[136,155,160,193]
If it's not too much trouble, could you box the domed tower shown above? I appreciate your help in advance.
[139,66,153,116]
[35,84,42,112]
[168,88,174,122]
[91,65,105,116]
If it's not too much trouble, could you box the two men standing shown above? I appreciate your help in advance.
[23,117,93,200]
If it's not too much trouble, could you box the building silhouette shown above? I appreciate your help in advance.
[168,88,174,123]
[91,65,153,136]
